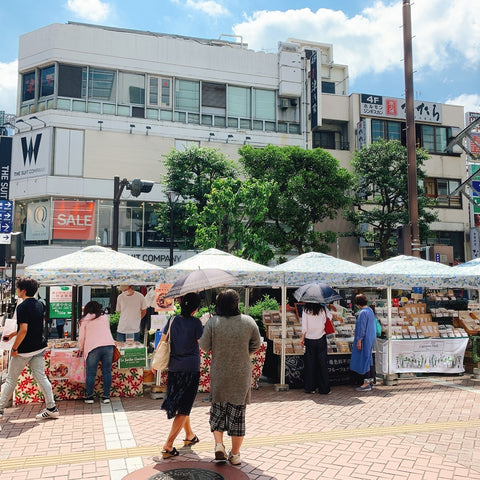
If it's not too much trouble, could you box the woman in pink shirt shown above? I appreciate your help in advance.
[78,301,115,404]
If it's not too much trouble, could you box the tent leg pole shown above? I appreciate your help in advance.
[384,286,397,386]
[275,285,289,392]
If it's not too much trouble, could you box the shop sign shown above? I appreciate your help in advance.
[26,201,50,241]
[49,286,72,318]
[119,346,147,368]
[360,94,442,123]
[52,200,95,240]
[11,128,51,179]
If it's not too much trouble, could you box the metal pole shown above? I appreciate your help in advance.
[169,196,174,266]
[112,176,120,252]
[403,0,420,257]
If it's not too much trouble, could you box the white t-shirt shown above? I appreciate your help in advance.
[301,308,332,340]
[116,290,148,334]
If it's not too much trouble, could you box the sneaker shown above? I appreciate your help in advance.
[84,397,94,404]
[36,407,60,419]
[214,443,227,462]
[355,384,373,392]
[0,409,4,418]
[228,450,241,465]
[102,398,110,404]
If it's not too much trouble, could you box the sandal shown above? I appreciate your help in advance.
[183,434,199,447]
[161,447,179,459]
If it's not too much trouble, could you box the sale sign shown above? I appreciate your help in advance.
[52,200,95,240]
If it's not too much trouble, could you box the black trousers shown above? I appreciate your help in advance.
[303,336,330,394]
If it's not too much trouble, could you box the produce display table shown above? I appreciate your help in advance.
[158,343,267,392]
[375,337,469,374]
[13,346,145,405]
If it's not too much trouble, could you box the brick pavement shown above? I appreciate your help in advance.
[0,375,480,479]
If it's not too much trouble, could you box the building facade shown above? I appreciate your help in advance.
[6,22,469,268]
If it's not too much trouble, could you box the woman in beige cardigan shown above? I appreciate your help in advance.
[199,289,261,466]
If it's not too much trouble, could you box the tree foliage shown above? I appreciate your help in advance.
[347,139,437,260]
[239,145,353,255]
[156,146,238,249]
[185,177,276,264]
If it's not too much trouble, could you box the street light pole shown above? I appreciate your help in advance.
[112,176,128,251]
[166,191,177,266]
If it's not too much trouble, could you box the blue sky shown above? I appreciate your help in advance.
[1,0,479,117]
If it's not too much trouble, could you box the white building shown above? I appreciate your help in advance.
[7,22,468,268]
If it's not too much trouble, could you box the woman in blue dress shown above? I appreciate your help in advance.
[350,293,377,392]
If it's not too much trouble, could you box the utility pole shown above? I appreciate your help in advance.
[403,0,420,257]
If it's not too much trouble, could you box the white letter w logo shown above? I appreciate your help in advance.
[21,134,42,166]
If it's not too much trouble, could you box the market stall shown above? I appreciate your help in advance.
[272,252,380,387]
[13,341,147,404]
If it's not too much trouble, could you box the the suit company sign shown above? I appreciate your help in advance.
[12,128,50,179]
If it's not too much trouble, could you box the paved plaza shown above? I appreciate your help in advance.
[1,374,480,479]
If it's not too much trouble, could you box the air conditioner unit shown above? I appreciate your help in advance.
[280,98,289,109]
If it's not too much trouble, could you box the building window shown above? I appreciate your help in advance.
[40,66,55,98]
[253,89,276,121]
[371,119,403,142]
[58,64,85,98]
[228,86,251,119]
[313,131,336,149]
[202,82,226,108]
[86,68,116,102]
[118,72,145,105]
[321,81,335,94]
[22,71,36,102]
[424,177,461,208]
[148,76,171,108]
[417,124,450,153]
[175,79,200,113]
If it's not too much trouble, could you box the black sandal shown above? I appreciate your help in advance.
[161,447,179,459]
[183,434,199,446]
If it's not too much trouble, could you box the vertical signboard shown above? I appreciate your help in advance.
[49,286,73,318]
[310,51,320,129]
[26,201,50,241]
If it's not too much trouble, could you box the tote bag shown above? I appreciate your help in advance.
[151,317,174,372]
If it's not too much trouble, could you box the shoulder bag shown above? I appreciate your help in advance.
[151,317,174,372]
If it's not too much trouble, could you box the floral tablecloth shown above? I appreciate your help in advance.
[158,343,267,392]
[13,349,143,405]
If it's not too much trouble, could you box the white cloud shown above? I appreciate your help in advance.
[0,60,18,115]
[446,94,480,115]
[66,0,111,22]
[185,0,229,17]
[233,1,480,81]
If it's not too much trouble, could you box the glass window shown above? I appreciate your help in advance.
[424,177,461,208]
[87,68,116,102]
[253,89,276,121]
[148,76,171,108]
[118,72,145,105]
[22,71,36,102]
[202,82,226,108]
[228,86,251,118]
[321,81,335,94]
[371,119,385,141]
[175,79,200,112]
[58,64,84,98]
[40,65,55,98]
[421,125,435,151]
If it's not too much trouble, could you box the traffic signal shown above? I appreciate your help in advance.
[128,179,154,197]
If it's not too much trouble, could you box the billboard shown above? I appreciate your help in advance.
[11,128,51,179]
[52,200,95,240]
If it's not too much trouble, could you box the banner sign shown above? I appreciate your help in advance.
[49,286,72,318]
[11,128,51,179]
[119,346,147,368]
[360,94,442,123]
[310,50,320,129]
[52,200,95,240]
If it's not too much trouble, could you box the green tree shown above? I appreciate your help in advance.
[186,177,276,264]
[347,139,437,260]
[156,146,238,249]
[239,145,353,255]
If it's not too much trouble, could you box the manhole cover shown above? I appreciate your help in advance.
[147,469,225,480]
